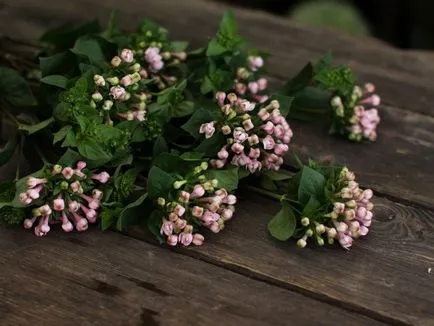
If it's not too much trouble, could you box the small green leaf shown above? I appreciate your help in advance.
[170,41,189,52]
[194,132,226,157]
[172,101,195,118]
[40,75,69,89]
[219,11,238,39]
[0,134,18,167]
[71,36,107,66]
[314,51,333,74]
[61,129,78,147]
[57,148,83,166]
[298,166,326,206]
[147,209,165,243]
[0,67,37,107]
[267,202,296,241]
[147,166,176,199]
[180,152,203,161]
[53,125,72,144]
[280,63,314,96]
[205,166,239,192]
[260,174,278,192]
[18,117,54,135]
[39,51,76,77]
[78,138,111,161]
[302,196,322,217]
[206,38,227,56]
[116,193,148,230]
[153,136,168,157]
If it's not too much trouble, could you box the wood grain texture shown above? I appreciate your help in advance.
[126,193,434,326]
[1,0,434,208]
[0,226,383,326]
[1,0,434,116]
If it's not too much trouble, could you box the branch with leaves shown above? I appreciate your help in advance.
[0,11,378,250]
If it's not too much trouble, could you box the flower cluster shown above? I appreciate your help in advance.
[201,92,293,173]
[92,49,152,125]
[156,163,237,247]
[296,167,374,250]
[233,55,269,104]
[19,161,110,236]
[330,83,381,142]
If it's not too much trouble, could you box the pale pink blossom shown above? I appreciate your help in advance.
[121,48,134,63]
[199,122,216,139]
[92,171,110,184]
[192,233,205,245]
[179,232,193,246]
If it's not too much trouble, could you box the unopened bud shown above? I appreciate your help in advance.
[111,56,122,67]
[107,77,119,85]
[157,197,166,206]
[173,180,187,189]
[211,179,218,188]
[200,162,209,171]
[60,181,69,190]
[317,237,325,246]
[297,238,307,248]
[301,217,310,226]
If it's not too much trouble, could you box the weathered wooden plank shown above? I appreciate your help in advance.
[1,0,434,116]
[0,226,383,326]
[1,0,434,208]
[126,193,434,326]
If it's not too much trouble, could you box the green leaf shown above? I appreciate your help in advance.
[267,202,296,241]
[280,63,314,96]
[264,170,293,181]
[205,166,239,191]
[170,41,189,52]
[302,196,321,217]
[172,101,195,118]
[53,125,72,144]
[260,174,278,191]
[0,67,37,107]
[219,11,238,39]
[61,129,78,147]
[100,207,119,230]
[18,117,54,135]
[71,36,107,66]
[147,166,176,199]
[40,75,69,89]
[147,209,165,243]
[206,38,227,56]
[78,138,111,161]
[180,152,203,161]
[0,181,16,209]
[298,166,326,206]
[153,136,168,157]
[181,108,214,138]
[0,134,18,167]
[116,193,148,230]
[314,51,333,74]
[57,148,82,166]
[195,132,226,157]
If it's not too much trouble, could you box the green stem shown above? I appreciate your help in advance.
[34,144,49,165]
[245,185,284,202]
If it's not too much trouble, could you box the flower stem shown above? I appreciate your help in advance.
[34,144,49,165]
[245,185,284,202]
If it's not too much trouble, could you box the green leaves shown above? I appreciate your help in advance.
[77,138,111,162]
[0,134,18,167]
[267,202,296,241]
[205,166,239,192]
[18,117,55,135]
[40,75,69,89]
[280,63,314,96]
[181,108,214,138]
[0,68,37,108]
[116,193,148,230]
[147,166,176,199]
[298,166,326,206]
[71,36,108,67]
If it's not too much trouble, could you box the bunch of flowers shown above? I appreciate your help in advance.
[330,83,381,142]
[19,161,110,236]
[154,162,237,247]
[200,92,293,173]
[296,167,374,250]
[233,55,269,104]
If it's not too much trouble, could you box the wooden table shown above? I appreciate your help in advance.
[1,0,433,325]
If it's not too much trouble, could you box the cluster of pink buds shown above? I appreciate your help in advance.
[233,55,269,104]
[296,167,373,250]
[202,92,292,173]
[20,161,110,237]
[156,162,236,247]
[330,83,381,142]
[92,49,152,125]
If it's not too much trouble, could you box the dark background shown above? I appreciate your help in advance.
[215,0,434,50]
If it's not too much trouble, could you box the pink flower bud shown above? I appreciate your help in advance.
[257,78,268,91]
[338,233,353,249]
[262,135,276,150]
[179,232,193,246]
[27,185,43,200]
[27,177,47,188]
[23,217,36,229]
[61,167,74,180]
[111,56,122,67]
[334,222,348,233]
[235,83,246,95]
[221,125,231,135]
[231,143,244,154]
[199,122,216,139]
[360,94,381,106]
[223,194,237,205]
[139,68,148,78]
[211,159,226,169]
[274,143,288,156]
[169,212,178,222]
[243,119,254,131]
[233,128,248,143]
[178,191,190,203]
[121,48,134,63]
[218,146,229,160]
[160,219,174,236]
[248,81,259,94]
[258,108,270,121]
[209,222,220,233]
[62,221,74,232]
[53,198,65,211]
[80,205,97,223]
[19,193,29,204]
[92,171,110,184]
[92,189,103,200]
[174,204,186,217]
[192,206,204,218]
[175,218,187,230]
[192,233,205,246]
[249,148,260,159]
[362,189,373,200]
[190,185,205,198]
[248,134,259,146]
[120,75,133,87]
[261,121,274,135]
[110,86,126,100]
[68,200,81,213]
[167,235,178,246]
[70,181,81,193]
[216,91,226,106]
[221,209,233,220]
[94,74,105,86]
[238,99,255,112]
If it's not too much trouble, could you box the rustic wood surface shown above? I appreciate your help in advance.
[1,0,433,325]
